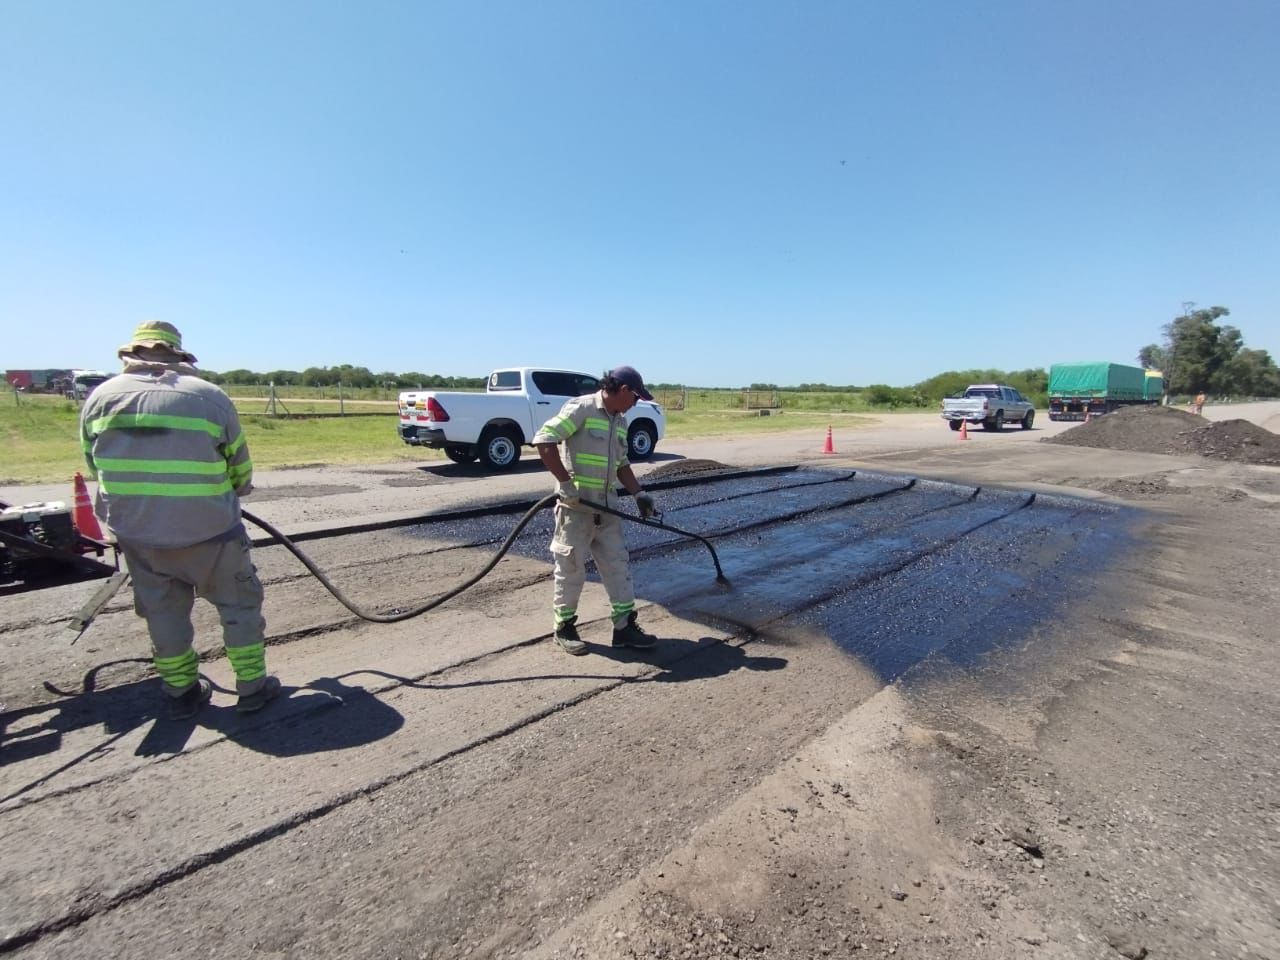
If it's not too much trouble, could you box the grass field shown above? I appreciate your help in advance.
[1,391,881,485]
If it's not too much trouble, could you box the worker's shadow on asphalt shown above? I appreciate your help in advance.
[343,637,787,697]
[1,670,407,794]
[608,638,788,683]
[226,676,404,757]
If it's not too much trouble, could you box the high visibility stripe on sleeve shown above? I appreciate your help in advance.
[541,415,576,439]
[87,412,225,438]
[99,479,235,497]
[225,431,248,457]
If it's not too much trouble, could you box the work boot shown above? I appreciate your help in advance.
[168,677,213,721]
[611,612,657,649]
[554,618,588,656]
[236,675,282,714]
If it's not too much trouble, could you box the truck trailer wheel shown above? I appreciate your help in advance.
[443,444,478,464]
[627,421,658,460]
[948,420,962,431]
[478,428,522,471]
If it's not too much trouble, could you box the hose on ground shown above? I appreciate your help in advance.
[240,492,729,625]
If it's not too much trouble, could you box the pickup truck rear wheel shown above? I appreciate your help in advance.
[478,427,522,471]
[627,421,658,460]
[1021,410,1035,430]
[985,411,1004,432]
[443,444,478,464]
[948,420,962,431]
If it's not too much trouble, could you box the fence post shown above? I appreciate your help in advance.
[339,381,345,416]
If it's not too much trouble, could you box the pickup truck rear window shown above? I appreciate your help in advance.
[965,388,1000,398]
[533,372,600,398]
[489,371,522,391]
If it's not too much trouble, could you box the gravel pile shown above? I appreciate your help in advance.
[1046,406,1280,464]
[1169,418,1280,465]
[1045,406,1206,455]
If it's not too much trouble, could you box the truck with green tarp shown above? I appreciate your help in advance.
[1047,362,1164,421]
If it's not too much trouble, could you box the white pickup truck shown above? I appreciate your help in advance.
[398,367,667,471]
[941,384,1036,432]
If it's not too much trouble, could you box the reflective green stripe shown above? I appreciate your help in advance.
[92,457,230,476]
[554,606,577,624]
[583,417,611,430]
[543,415,576,439]
[154,649,199,688]
[574,476,606,489]
[227,463,252,486]
[574,453,608,466]
[139,325,183,348]
[225,432,247,457]
[99,478,234,497]
[225,642,266,683]
[87,412,224,438]
[615,428,627,441]
[611,601,635,616]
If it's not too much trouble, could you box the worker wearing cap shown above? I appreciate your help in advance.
[79,321,281,719]
[534,366,659,655]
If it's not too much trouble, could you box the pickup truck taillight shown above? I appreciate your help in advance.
[426,397,450,422]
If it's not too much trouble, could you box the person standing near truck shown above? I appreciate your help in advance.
[534,366,659,655]
[1194,392,1206,415]
[79,321,281,719]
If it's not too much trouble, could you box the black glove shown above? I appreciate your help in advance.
[635,492,657,519]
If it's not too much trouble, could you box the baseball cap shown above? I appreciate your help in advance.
[608,365,653,401]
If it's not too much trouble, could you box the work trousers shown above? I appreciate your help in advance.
[550,505,635,628]
[120,532,268,697]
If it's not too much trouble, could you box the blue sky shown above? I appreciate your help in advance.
[2,1,1277,388]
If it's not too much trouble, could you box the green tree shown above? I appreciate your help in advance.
[1143,304,1280,396]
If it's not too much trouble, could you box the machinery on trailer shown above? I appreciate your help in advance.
[0,499,118,590]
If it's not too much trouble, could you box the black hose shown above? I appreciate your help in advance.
[589,502,731,586]
[240,492,729,624]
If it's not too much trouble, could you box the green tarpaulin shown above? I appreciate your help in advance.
[1048,362,1149,401]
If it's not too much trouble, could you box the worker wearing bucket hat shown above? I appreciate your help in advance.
[534,366,659,655]
[80,321,281,718]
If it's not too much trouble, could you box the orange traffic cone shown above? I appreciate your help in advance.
[822,425,835,454]
[72,472,104,540]
[959,419,968,440]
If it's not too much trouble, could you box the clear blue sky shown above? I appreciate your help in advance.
[3,1,1277,387]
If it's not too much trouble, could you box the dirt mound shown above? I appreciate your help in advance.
[644,458,737,481]
[1045,405,1206,455]
[1168,419,1280,465]
[1045,406,1280,464]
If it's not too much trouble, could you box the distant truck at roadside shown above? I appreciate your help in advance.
[1047,362,1164,421]
[397,367,666,471]
[941,384,1036,432]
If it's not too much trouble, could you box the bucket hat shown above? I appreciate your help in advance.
[118,321,198,363]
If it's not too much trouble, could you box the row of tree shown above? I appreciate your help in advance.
[208,366,485,389]
[1138,305,1280,396]
[198,305,1277,401]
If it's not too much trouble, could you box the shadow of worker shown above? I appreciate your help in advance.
[600,636,787,684]
[230,675,404,757]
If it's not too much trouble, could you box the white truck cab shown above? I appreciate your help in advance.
[398,367,666,470]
